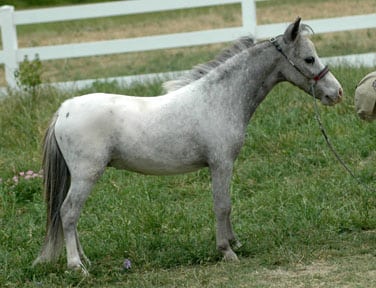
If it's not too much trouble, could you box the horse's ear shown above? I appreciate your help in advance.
[283,17,301,43]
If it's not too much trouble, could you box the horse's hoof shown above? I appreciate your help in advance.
[82,255,92,267]
[79,264,89,276]
[231,239,243,250]
[67,263,89,276]
[223,249,239,262]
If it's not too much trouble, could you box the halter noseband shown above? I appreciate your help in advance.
[270,37,329,83]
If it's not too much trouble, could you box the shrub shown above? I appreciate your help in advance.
[14,54,43,96]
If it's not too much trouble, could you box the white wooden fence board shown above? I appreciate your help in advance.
[256,14,376,39]
[304,14,376,34]
[18,27,246,61]
[323,52,376,67]
[44,52,376,92]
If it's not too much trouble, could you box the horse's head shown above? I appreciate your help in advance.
[274,17,343,106]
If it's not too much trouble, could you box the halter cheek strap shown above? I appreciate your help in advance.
[270,37,329,83]
[313,65,329,82]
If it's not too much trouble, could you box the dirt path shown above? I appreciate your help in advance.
[252,254,376,288]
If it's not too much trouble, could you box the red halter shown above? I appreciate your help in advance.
[313,65,330,82]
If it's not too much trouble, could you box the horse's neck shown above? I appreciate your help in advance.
[199,41,280,123]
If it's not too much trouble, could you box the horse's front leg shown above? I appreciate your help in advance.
[210,162,239,261]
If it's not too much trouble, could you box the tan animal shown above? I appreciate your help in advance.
[355,71,376,121]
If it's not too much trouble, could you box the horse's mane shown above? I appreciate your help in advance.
[163,23,314,93]
[163,36,255,92]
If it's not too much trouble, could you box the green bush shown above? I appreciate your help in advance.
[14,54,43,96]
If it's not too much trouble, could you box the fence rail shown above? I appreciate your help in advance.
[0,0,375,90]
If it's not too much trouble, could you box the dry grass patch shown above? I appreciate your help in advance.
[37,43,226,83]
[253,255,376,288]
[122,252,376,288]
[257,0,376,24]
[16,5,241,47]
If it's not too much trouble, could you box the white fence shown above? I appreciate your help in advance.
[0,0,375,90]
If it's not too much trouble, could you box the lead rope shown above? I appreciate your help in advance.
[311,83,374,190]
[270,36,372,190]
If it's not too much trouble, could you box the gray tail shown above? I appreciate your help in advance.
[33,113,70,266]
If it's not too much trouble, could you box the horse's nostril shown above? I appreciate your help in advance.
[339,88,343,97]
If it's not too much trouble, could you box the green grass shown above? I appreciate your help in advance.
[1,66,375,287]
[1,1,375,286]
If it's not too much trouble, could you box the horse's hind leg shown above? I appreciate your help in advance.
[60,175,100,273]
[76,229,91,266]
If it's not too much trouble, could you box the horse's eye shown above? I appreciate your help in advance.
[304,56,315,64]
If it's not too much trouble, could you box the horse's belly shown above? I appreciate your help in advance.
[109,157,206,175]
[109,123,208,175]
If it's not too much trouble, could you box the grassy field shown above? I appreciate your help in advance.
[1,65,376,287]
[1,0,376,287]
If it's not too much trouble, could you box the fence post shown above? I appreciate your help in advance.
[241,0,257,38]
[0,6,19,88]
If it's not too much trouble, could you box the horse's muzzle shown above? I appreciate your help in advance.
[322,87,343,106]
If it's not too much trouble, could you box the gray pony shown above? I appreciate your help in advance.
[33,18,343,274]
